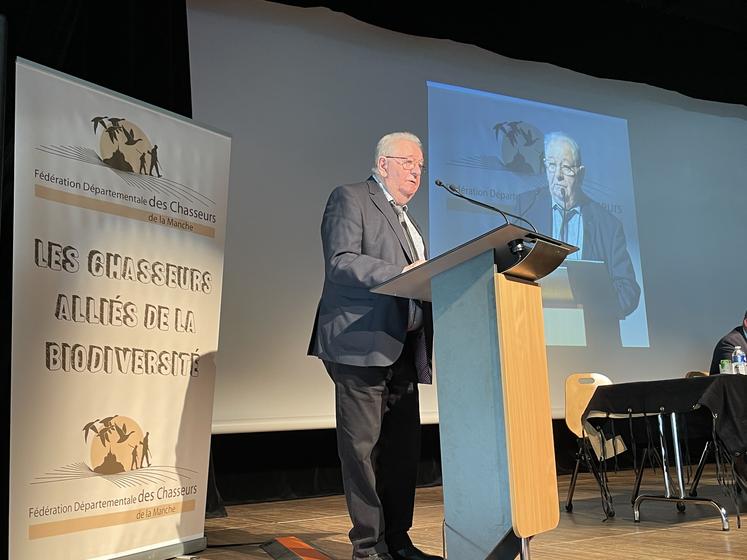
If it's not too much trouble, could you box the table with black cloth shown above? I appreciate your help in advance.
[583,375,747,530]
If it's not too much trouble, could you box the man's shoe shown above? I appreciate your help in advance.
[389,544,443,560]
[355,554,393,560]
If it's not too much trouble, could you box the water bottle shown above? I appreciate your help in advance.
[732,346,747,375]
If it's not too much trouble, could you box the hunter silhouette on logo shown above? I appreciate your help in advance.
[148,145,161,178]
[130,444,139,470]
[140,431,152,468]
[92,115,163,176]
[138,150,147,174]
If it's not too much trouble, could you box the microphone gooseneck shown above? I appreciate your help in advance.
[435,179,537,233]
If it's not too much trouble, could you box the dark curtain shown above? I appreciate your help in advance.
[277,0,747,107]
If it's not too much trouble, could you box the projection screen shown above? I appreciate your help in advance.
[187,0,747,432]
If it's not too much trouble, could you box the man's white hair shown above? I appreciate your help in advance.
[544,131,582,165]
[372,132,423,175]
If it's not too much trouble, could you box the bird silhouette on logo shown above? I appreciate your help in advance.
[121,127,143,146]
[82,419,100,442]
[519,126,539,147]
[114,422,135,444]
[100,415,118,427]
[105,125,121,144]
[91,117,109,134]
[96,427,112,447]
[494,121,520,147]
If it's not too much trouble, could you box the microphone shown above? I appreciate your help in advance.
[434,179,537,233]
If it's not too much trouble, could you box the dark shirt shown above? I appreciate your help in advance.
[709,326,747,375]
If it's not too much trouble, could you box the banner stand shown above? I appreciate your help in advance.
[113,537,206,560]
[10,59,230,560]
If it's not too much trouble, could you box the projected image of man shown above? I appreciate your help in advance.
[515,132,641,319]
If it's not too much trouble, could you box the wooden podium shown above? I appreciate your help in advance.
[372,224,576,560]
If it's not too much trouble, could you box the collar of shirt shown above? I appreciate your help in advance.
[373,174,407,212]
[552,201,580,213]
[373,174,425,262]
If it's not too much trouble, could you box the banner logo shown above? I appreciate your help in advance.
[32,414,194,488]
[492,120,544,174]
[84,414,150,474]
[446,119,544,176]
[93,117,162,177]
[34,114,220,236]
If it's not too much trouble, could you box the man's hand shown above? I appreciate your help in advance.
[402,259,426,273]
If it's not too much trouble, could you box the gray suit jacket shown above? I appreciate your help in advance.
[515,187,641,319]
[308,178,433,376]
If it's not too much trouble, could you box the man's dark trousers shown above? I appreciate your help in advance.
[324,332,421,558]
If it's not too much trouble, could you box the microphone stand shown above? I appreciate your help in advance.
[434,179,537,233]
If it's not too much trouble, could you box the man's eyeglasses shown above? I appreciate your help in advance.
[544,159,582,177]
[383,156,426,173]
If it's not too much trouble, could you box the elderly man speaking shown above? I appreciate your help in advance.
[515,131,641,320]
[309,132,440,560]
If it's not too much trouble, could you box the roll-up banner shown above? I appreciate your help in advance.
[9,59,230,560]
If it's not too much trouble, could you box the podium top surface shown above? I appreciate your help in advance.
[371,223,577,301]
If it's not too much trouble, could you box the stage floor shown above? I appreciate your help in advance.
[201,467,747,559]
